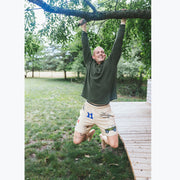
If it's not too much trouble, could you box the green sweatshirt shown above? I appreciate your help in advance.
[81,24,125,105]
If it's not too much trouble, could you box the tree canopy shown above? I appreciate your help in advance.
[25,0,151,79]
[27,0,151,21]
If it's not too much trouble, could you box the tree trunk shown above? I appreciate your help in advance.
[32,69,34,78]
[32,58,34,78]
[64,70,67,80]
[137,71,143,95]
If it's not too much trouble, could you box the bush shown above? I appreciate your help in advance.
[117,58,145,80]
[117,78,147,98]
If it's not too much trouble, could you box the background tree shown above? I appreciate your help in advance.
[65,36,85,78]
[56,50,73,79]
[71,51,86,78]
[24,0,43,77]
[24,0,36,32]
[25,33,41,77]
[39,44,73,79]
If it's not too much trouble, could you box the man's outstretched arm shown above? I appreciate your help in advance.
[109,19,126,65]
[79,19,92,66]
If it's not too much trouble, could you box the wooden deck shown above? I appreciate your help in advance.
[111,102,151,180]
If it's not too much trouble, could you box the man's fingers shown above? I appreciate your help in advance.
[78,19,87,27]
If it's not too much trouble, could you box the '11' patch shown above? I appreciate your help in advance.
[87,112,93,119]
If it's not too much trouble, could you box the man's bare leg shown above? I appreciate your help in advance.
[99,134,119,149]
[87,129,96,141]
[73,129,95,144]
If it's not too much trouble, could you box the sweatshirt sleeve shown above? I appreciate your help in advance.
[109,24,125,65]
[81,31,92,66]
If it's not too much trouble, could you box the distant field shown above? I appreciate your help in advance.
[26,71,82,78]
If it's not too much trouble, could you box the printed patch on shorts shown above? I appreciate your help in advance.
[100,112,114,118]
[105,126,116,134]
[87,112,93,119]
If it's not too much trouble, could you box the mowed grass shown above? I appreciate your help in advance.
[25,78,144,179]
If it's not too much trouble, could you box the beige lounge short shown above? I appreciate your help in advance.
[75,101,117,136]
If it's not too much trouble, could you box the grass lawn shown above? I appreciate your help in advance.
[25,78,146,179]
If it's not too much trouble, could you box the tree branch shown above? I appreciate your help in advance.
[27,0,151,20]
[97,20,107,34]
[83,0,97,13]
[115,0,118,11]
[25,7,42,11]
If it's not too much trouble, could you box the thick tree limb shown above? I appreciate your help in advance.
[28,0,151,20]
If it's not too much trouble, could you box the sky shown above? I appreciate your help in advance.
[35,9,46,32]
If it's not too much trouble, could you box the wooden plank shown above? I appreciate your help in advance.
[122,139,151,143]
[126,147,151,153]
[118,130,151,135]
[115,117,151,120]
[115,116,150,119]
[118,123,150,126]
[121,136,151,141]
[136,178,151,180]
[126,145,151,149]
[120,134,151,138]
[127,152,151,158]
[117,121,150,124]
[119,130,150,133]
[119,129,151,131]
[129,156,151,165]
[134,169,151,178]
[126,147,151,151]
[131,162,151,170]
[115,116,151,119]
[119,126,151,129]
[116,121,150,124]
[125,145,151,149]
[120,133,151,136]
[117,122,151,125]
[119,130,151,134]
[117,124,151,127]
[118,129,151,132]
[124,139,151,144]
[114,113,150,118]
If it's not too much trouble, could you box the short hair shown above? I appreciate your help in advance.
[93,46,104,56]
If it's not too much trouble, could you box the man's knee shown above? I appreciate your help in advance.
[73,138,81,145]
[109,141,119,148]
[107,135,119,148]
[73,131,86,145]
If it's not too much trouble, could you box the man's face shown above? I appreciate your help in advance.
[92,47,106,64]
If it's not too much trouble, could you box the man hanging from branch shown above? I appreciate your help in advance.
[73,17,126,149]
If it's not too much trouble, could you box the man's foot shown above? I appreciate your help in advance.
[87,129,95,142]
[99,134,107,149]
